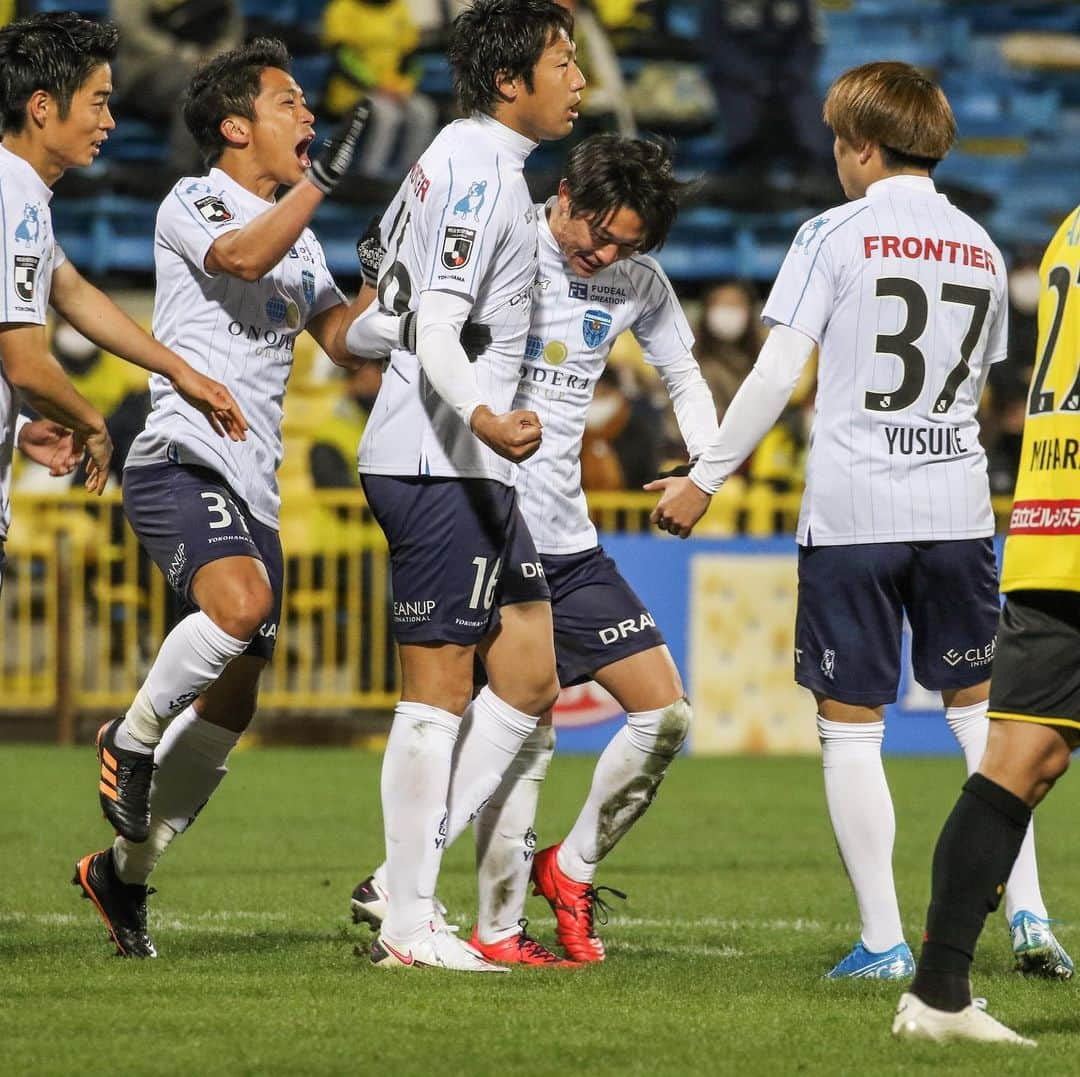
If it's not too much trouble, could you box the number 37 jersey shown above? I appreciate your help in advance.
[764,175,1007,546]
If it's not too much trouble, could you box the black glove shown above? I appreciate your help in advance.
[355,214,385,289]
[399,312,493,360]
[308,100,370,195]
[655,459,697,479]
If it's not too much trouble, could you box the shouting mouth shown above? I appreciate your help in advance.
[296,134,314,168]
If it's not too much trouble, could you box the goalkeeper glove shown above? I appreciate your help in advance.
[308,100,370,194]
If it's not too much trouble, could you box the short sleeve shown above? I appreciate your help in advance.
[629,256,696,368]
[0,192,55,325]
[761,213,841,344]
[985,288,1009,366]
[157,179,243,277]
[420,156,506,301]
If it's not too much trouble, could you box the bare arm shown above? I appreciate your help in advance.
[306,284,379,367]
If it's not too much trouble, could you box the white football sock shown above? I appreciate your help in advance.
[122,611,249,747]
[946,701,1048,922]
[381,701,459,941]
[558,700,690,885]
[474,725,556,944]
[443,686,539,848]
[818,715,904,953]
[113,817,177,885]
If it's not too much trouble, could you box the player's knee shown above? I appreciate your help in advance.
[626,696,692,757]
[204,580,273,641]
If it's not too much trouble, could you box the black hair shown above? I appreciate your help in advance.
[448,0,574,116]
[0,12,118,134]
[562,135,691,252]
[183,37,292,167]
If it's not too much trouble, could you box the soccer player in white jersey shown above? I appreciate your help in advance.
[350,0,584,973]
[349,135,713,965]
[0,13,246,578]
[646,62,1071,980]
[73,38,371,958]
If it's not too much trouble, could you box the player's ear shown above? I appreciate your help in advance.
[858,141,876,166]
[220,115,250,151]
[27,89,51,130]
[494,69,519,104]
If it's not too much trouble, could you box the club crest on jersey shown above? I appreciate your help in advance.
[582,308,612,348]
[195,195,233,225]
[301,269,315,305]
[13,254,38,302]
[15,203,43,244]
[452,180,487,221]
[793,216,828,252]
[441,226,475,270]
[568,280,589,300]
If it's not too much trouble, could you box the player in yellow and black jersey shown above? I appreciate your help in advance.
[892,203,1080,1046]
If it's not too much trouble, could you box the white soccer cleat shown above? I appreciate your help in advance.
[892,992,1036,1047]
[370,921,510,973]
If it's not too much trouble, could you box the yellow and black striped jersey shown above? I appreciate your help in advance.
[1002,203,1080,592]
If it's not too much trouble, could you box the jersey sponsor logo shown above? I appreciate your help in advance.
[441,226,475,270]
[519,561,544,578]
[820,648,836,680]
[194,195,234,224]
[265,297,301,329]
[13,254,38,302]
[883,425,966,457]
[301,269,315,306]
[166,542,187,588]
[258,622,278,639]
[452,179,487,221]
[586,284,627,306]
[1010,499,1080,535]
[793,216,828,252]
[227,320,297,351]
[15,203,44,244]
[393,599,436,622]
[598,611,656,645]
[863,235,997,273]
[543,340,568,366]
[408,160,431,202]
[942,640,994,668]
[568,280,588,300]
[582,308,613,348]
[520,362,590,392]
[525,335,543,360]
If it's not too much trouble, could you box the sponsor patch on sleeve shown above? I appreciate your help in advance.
[194,195,234,225]
[13,254,39,303]
[441,226,476,270]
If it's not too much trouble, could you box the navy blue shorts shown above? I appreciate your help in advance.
[501,544,665,687]
[123,462,284,660]
[361,475,549,645]
[795,538,1000,706]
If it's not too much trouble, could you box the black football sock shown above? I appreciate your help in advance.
[911,773,1031,1012]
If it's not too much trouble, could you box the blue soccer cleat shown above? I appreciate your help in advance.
[1011,911,1074,980]
[827,940,914,980]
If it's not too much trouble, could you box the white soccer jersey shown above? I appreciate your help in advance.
[763,175,1007,545]
[0,145,68,540]
[125,168,345,530]
[514,206,702,554]
[357,114,539,485]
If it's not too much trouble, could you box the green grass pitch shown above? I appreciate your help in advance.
[2,745,1079,1075]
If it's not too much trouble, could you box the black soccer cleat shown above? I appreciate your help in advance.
[72,849,158,958]
[97,718,155,843]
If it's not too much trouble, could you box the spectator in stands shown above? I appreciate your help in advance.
[322,0,438,178]
[700,0,835,199]
[111,0,243,173]
[310,362,382,488]
[52,320,151,479]
[694,280,759,418]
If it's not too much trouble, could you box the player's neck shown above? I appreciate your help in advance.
[485,105,540,148]
[216,153,278,202]
[859,164,932,197]
[1,132,62,187]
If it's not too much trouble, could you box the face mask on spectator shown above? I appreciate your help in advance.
[706,304,750,341]
[1009,269,1041,314]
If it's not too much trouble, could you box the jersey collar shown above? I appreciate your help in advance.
[470,112,537,164]
[207,166,277,211]
[866,174,942,199]
[0,143,55,202]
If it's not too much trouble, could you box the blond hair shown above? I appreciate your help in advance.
[823,61,956,166]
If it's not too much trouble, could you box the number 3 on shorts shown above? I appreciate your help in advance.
[468,555,502,611]
[201,490,250,535]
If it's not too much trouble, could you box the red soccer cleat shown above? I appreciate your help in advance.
[468,920,582,968]
[530,843,626,963]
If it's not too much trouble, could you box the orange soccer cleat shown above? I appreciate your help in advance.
[530,844,625,963]
[468,920,583,968]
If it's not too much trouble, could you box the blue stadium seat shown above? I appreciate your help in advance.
[32,0,109,13]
